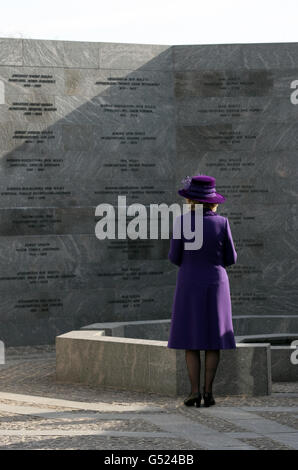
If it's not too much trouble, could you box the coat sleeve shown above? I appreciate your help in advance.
[168,215,184,267]
[223,218,237,267]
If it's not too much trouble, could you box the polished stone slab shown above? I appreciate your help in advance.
[0,178,177,207]
[99,43,173,71]
[176,122,298,153]
[0,149,175,185]
[0,38,22,66]
[0,94,174,127]
[0,206,177,236]
[23,39,100,68]
[0,283,175,345]
[173,43,298,70]
[64,68,174,100]
[174,150,298,182]
[176,97,298,124]
[0,66,174,100]
[0,207,96,236]
[174,68,298,98]
[0,66,64,97]
[229,282,298,316]
[0,258,177,294]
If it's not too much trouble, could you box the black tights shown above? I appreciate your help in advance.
[185,349,220,394]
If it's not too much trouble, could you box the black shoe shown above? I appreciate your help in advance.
[203,390,215,407]
[183,392,202,407]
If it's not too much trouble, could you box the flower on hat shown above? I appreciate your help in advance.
[181,175,192,190]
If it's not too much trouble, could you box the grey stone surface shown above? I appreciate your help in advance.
[232,315,298,335]
[237,334,298,382]
[80,320,298,384]
[237,333,298,344]
[0,39,22,66]
[173,43,298,70]
[22,39,100,68]
[271,346,298,382]
[99,43,173,70]
[82,316,298,338]
[0,38,297,344]
[81,319,171,340]
[56,330,272,396]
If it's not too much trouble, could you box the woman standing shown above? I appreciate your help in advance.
[167,174,237,408]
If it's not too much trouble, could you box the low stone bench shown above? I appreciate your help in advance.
[56,330,271,397]
[80,319,171,340]
[80,319,298,384]
[237,334,298,382]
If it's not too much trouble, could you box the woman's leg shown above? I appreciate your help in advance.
[204,349,220,394]
[185,349,201,394]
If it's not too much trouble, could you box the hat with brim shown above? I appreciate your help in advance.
[178,174,226,204]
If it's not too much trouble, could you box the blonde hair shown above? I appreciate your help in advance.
[186,198,218,211]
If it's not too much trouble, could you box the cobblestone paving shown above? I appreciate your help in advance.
[238,437,295,450]
[0,345,297,450]
[177,406,250,433]
[0,436,204,450]
[253,411,298,430]
[0,412,165,432]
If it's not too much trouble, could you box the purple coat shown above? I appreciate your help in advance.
[167,207,237,350]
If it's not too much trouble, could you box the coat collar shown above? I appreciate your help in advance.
[203,208,217,216]
[190,208,217,216]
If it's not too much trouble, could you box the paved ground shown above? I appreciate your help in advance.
[0,345,297,450]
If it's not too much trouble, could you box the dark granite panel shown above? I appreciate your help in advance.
[0,317,74,346]
[175,97,298,124]
[65,68,175,100]
[0,178,177,208]
[176,122,298,153]
[174,69,298,99]
[0,149,175,181]
[174,150,298,180]
[175,70,274,98]
[229,281,298,316]
[173,44,243,71]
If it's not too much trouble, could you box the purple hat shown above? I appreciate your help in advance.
[178,174,226,204]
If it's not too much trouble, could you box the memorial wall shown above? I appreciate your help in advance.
[0,38,297,345]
